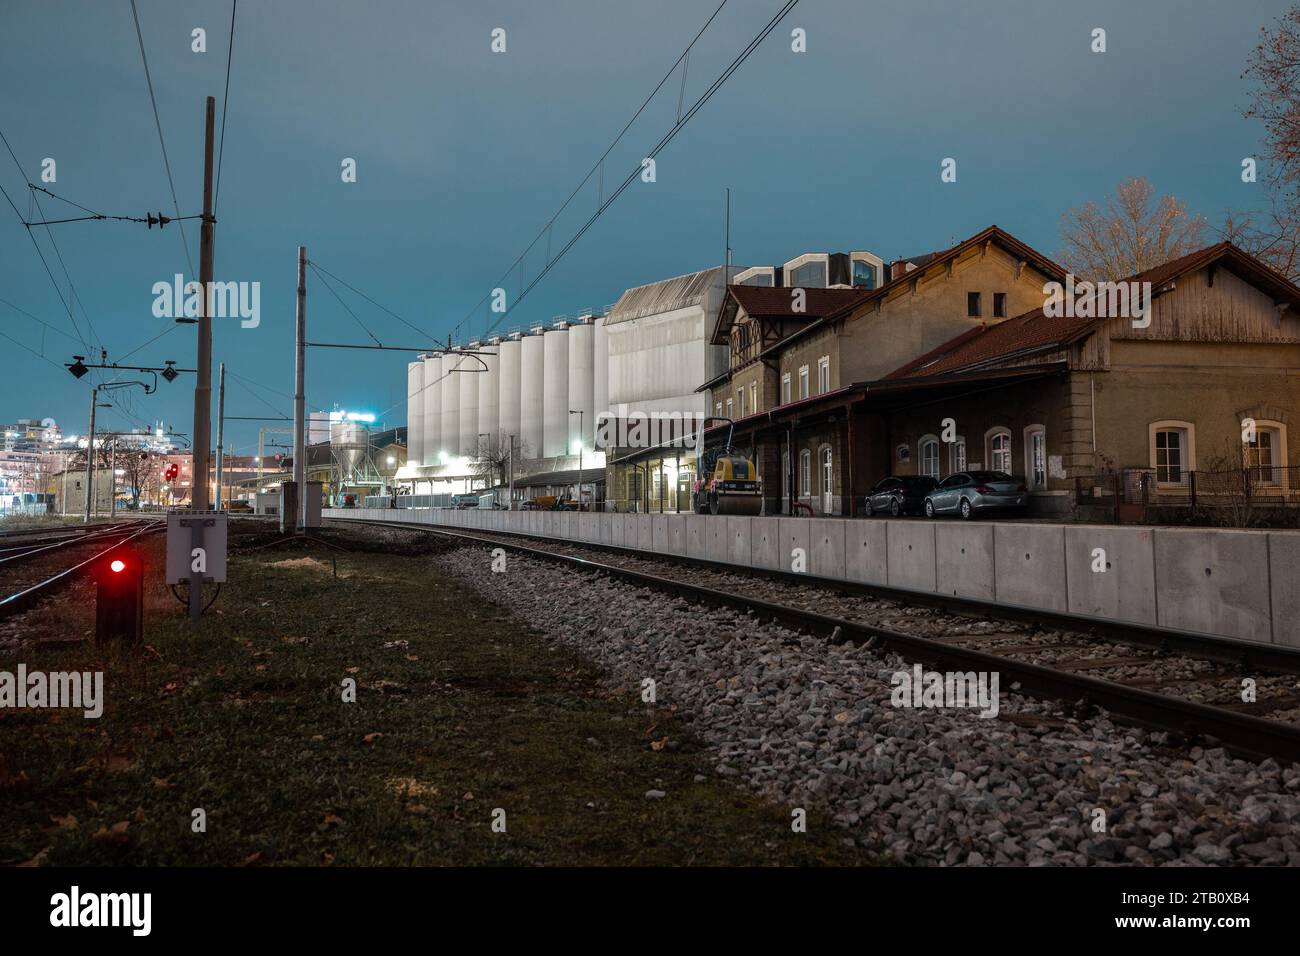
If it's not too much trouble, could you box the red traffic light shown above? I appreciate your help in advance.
[110,559,126,573]
[164,463,179,482]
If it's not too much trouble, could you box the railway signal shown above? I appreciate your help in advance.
[95,548,143,645]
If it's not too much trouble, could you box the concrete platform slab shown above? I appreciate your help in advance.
[886,520,936,592]
[934,523,995,600]
[1154,528,1272,644]
[993,523,1066,612]
[808,519,847,580]
[1064,526,1157,626]
[726,516,752,566]
[845,520,888,585]
[778,518,811,575]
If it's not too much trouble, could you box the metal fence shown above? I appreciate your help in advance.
[1074,466,1300,520]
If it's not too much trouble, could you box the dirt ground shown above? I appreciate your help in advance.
[0,524,875,865]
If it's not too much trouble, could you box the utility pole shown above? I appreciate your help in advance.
[508,434,515,510]
[108,438,116,518]
[293,245,307,532]
[215,361,225,510]
[192,95,216,513]
[83,386,98,523]
[188,94,217,627]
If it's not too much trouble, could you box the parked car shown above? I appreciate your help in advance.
[864,475,938,516]
[923,471,1028,519]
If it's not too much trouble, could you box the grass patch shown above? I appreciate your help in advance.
[0,528,875,866]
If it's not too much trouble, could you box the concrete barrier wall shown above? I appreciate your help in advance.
[322,508,1300,649]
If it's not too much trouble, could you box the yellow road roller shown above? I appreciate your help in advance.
[696,452,764,515]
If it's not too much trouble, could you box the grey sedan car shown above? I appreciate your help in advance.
[923,471,1028,519]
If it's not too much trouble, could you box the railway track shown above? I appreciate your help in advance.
[0,519,163,622]
[339,517,1300,763]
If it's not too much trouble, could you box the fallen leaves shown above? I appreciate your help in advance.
[362,732,384,746]
[48,813,78,830]
[242,851,264,866]
[91,820,130,846]
[649,736,669,752]
[321,812,344,828]
[18,847,49,867]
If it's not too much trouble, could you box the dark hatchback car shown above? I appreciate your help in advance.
[923,471,1028,519]
[864,475,939,516]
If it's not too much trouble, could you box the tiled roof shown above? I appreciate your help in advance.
[727,284,872,319]
[885,241,1300,380]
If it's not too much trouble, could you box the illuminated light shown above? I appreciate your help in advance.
[110,559,125,573]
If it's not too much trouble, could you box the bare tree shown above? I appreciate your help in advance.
[1058,177,1208,281]
[470,435,528,490]
[119,449,162,509]
[1234,7,1300,280]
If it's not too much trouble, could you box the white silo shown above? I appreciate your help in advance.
[440,352,460,459]
[593,315,609,427]
[567,321,594,451]
[519,331,545,460]
[497,336,522,451]
[477,343,500,451]
[542,324,570,458]
[422,353,441,466]
[407,360,424,467]
[458,348,479,458]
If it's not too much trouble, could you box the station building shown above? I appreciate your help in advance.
[703,230,1300,519]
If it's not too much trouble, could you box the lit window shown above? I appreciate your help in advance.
[798,366,809,400]
[821,447,833,503]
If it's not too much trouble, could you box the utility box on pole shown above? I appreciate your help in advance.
[304,480,323,527]
[279,481,299,534]
[96,549,144,645]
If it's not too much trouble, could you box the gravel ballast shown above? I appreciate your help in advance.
[437,543,1300,867]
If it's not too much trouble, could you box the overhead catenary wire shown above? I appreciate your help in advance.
[383,0,799,421]
[309,261,383,346]
[450,0,730,344]
[307,259,432,341]
[213,0,238,213]
[129,0,196,280]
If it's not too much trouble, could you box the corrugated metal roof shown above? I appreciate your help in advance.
[606,266,737,325]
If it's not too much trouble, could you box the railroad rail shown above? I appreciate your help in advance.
[0,519,163,621]
[338,517,1300,763]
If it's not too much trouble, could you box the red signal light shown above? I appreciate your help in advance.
[110,559,126,573]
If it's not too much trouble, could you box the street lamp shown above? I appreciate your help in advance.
[568,409,584,512]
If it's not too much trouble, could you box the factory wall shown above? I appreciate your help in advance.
[421,354,440,466]
[458,350,480,458]
[498,338,521,451]
[440,352,460,459]
[519,332,545,459]
[542,328,570,458]
[567,322,595,450]
[605,304,725,419]
[406,361,424,467]
[593,316,609,423]
[477,344,500,450]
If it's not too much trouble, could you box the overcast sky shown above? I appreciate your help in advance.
[0,0,1289,456]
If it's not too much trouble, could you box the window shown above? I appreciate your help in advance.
[950,437,966,474]
[1024,425,1046,489]
[736,388,745,417]
[781,373,791,405]
[725,399,733,418]
[852,259,877,289]
[782,450,790,501]
[967,292,982,317]
[821,446,834,510]
[1149,421,1194,486]
[792,261,827,288]
[993,293,1007,318]
[919,436,940,478]
[817,356,830,394]
[986,428,1011,474]
[715,402,722,417]
[1244,421,1287,485]
[749,382,757,414]
[798,365,809,399]
[799,449,811,496]
[741,273,773,287]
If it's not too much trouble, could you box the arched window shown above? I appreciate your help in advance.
[799,449,812,498]
[1023,425,1047,489]
[919,436,940,478]
[985,427,1012,474]
[782,450,790,503]
[1243,419,1288,487]
[950,436,966,474]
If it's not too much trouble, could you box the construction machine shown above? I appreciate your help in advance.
[693,417,763,516]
